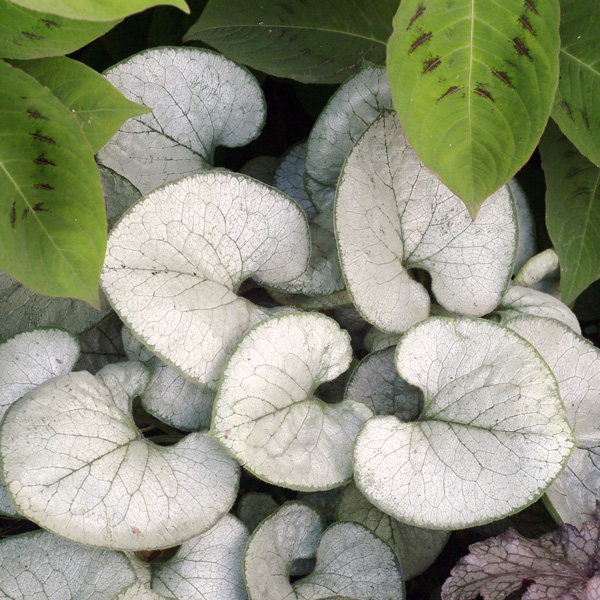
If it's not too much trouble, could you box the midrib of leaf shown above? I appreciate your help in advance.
[135,118,209,161]
[561,169,600,300]
[467,0,476,199]
[0,160,91,293]
[560,48,600,77]
[198,23,385,46]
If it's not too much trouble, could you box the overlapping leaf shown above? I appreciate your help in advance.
[212,313,372,490]
[97,47,266,194]
[244,502,404,600]
[101,171,310,390]
[0,59,106,305]
[507,316,600,528]
[184,0,398,83]
[0,530,135,599]
[552,0,600,166]
[387,0,560,216]
[0,0,120,59]
[354,317,575,529]
[540,119,600,304]
[0,361,240,550]
[7,0,189,21]
[335,110,517,333]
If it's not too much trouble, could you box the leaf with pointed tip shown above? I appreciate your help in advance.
[0,530,135,599]
[337,482,449,580]
[152,515,249,600]
[212,313,372,491]
[551,0,600,166]
[97,47,265,194]
[0,361,240,550]
[244,502,404,600]
[0,59,105,305]
[102,172,310,390]
[354,317,575,529]
[388,0,560,216]
[0,0,120,60]
[507,316,600,529]
[304,63,392,212]
[184,0,398,84]
[494,286,581,333]
[335,110,517,333]
[276,213,345,296]
[14,57,150,154]
[345,347,422,421]
[273,141,316,220]
[7,0,189,21]
[540,119,600,304]
[0,327,79,516]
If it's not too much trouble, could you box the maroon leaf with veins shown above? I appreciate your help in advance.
[442,506,600,600]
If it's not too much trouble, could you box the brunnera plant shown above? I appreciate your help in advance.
[0,1,599,599]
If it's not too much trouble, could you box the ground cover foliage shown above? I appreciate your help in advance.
[1,0,600,598]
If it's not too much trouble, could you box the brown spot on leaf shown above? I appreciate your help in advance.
[21,31,44,40]
[582,108,590,129]
[41,19,60,28]
[22,208,29,223]
[34,183,54,191]
[318,58,334,66]
[225,429,231,439]
[299,49,309,56]
[512,37,532,60]
[33,154,55,166]
[519,14,536,36]
[524,0,539,14]
[27,109,48,120]
[407,5,426,30]
[437,86,461,102]
[566,167,587,178]
[10,203,16,228]
[409,31,433,54]
[491,69,514,88]
[33,202,50,212]
[131,526,142,537]
[561,100,574,120]
[474,87,495,102]
[30,131,56,145]
[277,2,294,15]
[423,56,441,74]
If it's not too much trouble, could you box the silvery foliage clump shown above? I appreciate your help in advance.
[0,47,594,599]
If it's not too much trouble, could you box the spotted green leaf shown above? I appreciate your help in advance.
[387,0,560,216]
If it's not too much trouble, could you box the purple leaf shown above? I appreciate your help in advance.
[442,510,600,600]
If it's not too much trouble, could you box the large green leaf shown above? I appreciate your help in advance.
[0,59,106,306]
[387,0,560,217]
[0,0,120,59]
[14,57,150,153]
[540,120,600,304]
[7,0,189,22]
[184,0,399,83]
[551,0,600,166]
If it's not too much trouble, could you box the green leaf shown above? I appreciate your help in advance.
[0,59,106,306]
[540,119,600,304]
[387,0,560,217]
[7,0,189,22]
[184,0,399,84]
[551,0,600,166]
[13,57,150,154]
[0,0,120,59]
